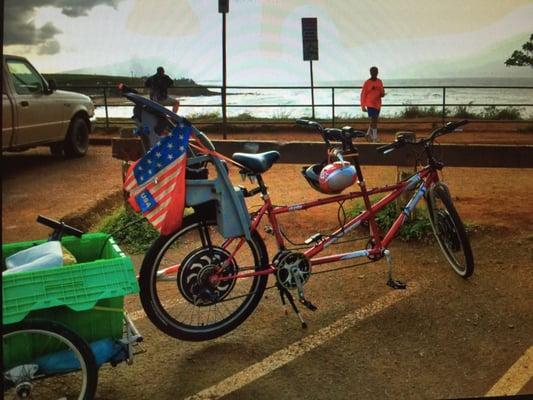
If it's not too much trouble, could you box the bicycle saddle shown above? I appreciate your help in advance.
[232,151,280,173]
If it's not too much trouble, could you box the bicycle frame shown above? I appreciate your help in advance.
[188,163,441,284]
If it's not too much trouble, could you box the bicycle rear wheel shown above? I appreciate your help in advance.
[3,319,98,400]
[426,183,474,277]
[139,217,269,341]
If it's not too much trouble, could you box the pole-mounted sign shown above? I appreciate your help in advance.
[219,0,229,13]
[301,17,318,61]
[301,18,318,118]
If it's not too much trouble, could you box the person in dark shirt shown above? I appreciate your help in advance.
[145,66,180,112]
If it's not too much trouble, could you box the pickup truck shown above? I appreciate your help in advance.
[2,55,95,157]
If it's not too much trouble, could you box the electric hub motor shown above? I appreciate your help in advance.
[177,246,238,306]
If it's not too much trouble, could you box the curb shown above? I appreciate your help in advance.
[61,189,123,232]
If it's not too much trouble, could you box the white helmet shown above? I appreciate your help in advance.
[319,161,357,194]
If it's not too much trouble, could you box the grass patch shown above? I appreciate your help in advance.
[95,206,159,254]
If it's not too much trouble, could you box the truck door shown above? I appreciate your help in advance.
[5,58,65,147]
[2,73,15,149]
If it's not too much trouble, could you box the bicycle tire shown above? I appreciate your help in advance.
[139,216,269,341]
[3,319,98,400]
[426,183,474,277]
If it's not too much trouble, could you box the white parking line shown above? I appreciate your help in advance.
[486,346,533,397]
[185,282,420,400]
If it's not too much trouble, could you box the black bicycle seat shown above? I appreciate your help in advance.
[232,151,280,173]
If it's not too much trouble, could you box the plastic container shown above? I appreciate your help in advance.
[4,241,64,274]
[2,233,138,344]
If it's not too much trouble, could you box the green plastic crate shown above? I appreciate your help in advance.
[2,233,139,368]
[2,233,139,326]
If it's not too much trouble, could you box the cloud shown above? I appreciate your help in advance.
[3,0,124,54]
[37,40,62,55]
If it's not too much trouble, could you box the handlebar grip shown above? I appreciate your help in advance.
[445,119,469,133]
[117,83,138,94]
[295,119,310,127]
[376,142,397,155]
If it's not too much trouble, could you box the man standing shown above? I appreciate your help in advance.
[145,66,180,113]
[360,66,385,142]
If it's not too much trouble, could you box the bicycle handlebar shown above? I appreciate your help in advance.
[37,215,84,238]
[377,119,469,156]
[295,119,365,151]
[428,119,468,140]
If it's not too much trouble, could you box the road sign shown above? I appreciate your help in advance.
[302,18,318,61]
[219,0,229,13]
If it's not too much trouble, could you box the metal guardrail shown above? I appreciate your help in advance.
[61,84,533,131]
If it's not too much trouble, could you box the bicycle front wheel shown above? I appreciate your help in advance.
[139,217,269,341]
[426,183,474,277]
[3,319,98,400]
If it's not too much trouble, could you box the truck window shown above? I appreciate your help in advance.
[6,59,44,95]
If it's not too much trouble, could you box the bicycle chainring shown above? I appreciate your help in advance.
[177,246,238,306]
[274,251,311,290]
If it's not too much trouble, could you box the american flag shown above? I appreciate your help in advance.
[124,120,191,235]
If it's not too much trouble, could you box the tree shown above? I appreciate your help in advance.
[505,34,533,67]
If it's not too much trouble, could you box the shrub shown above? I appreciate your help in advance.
[452,102,482,119]
[482,106,522,120]
[96,206,159,254]
[349,200,434,242]
[399,106,444,119]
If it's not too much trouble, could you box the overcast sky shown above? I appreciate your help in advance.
[3,0,533,83]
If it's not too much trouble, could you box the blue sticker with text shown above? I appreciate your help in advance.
[136,190,157,213]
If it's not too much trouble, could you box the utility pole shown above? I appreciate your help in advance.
[219,0,229,139]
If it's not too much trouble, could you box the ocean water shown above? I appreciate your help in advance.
[96,78,533,120]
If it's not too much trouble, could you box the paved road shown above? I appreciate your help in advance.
[2,147,532,399]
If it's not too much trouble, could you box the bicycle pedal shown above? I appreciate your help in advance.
[386,279,407,290]
[299,298,318,311]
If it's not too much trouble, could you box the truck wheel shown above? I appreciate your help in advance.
[64,117,89,158]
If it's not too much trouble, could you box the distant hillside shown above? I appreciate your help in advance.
[42,73,218,97]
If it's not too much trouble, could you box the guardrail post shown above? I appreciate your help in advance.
[442,87,446,124]
[103,87,110,129]
[331,87,335,127]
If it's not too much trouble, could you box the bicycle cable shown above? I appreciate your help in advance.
[276,200,366,250]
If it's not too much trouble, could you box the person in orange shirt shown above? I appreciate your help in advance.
[360,66,385,142]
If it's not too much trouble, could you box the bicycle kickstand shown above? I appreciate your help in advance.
[384,250,407,290]
[276,283,308,329]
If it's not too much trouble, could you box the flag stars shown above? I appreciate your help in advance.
[156,152,162,158]
[167,143,173,149]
